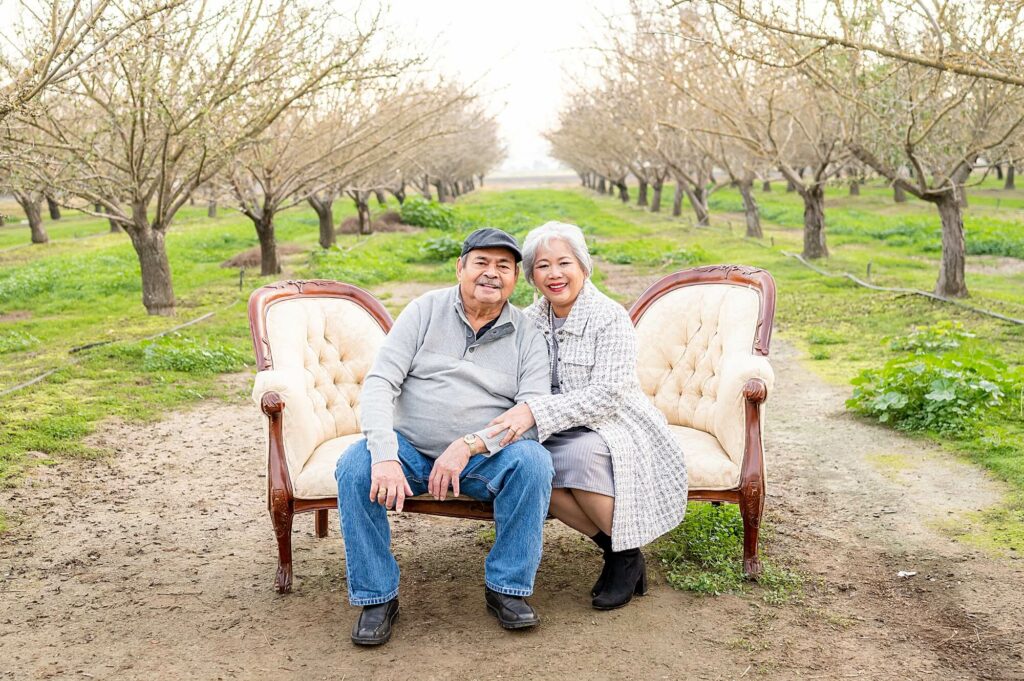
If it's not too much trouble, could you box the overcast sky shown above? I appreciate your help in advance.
[382,0,624,175]
[0,0,626,175]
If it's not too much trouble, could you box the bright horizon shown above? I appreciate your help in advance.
[380,0,625,175]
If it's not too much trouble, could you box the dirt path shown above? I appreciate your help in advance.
[2,273,1023,680]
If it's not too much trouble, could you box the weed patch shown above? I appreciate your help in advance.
[651,503,801,605]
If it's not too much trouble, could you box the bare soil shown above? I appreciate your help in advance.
[221,245,306,269]
[2,273,1024,680]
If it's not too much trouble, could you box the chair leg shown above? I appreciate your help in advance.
[270,490,294,593]
[738,481,764,580]
[314,509,329,538]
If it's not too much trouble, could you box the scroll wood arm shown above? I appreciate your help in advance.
[261,391,284,415]
[742,378,768,404]
[260,391,293,505]
[739,378,768,491]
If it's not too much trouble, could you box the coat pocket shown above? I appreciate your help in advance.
[559,343,595,389]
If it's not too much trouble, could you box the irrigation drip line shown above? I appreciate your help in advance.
[702,215,1024,325]
[0,304,237,398]
[780,250,1024,326]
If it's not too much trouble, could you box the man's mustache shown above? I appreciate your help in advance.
[475,276,501,287]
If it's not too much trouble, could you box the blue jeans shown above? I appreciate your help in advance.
[335,432,553,606]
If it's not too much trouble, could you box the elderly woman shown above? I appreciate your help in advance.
[488,221,688,610]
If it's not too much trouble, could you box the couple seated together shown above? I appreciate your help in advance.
[335,223,688,646]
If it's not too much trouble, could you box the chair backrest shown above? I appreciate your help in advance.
[249,281,392,448]
[629,266,775,464]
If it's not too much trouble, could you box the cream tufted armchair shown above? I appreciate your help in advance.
[248,280,493,593]
[630,265,776,577]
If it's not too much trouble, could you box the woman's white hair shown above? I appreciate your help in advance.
[522,221,592,286]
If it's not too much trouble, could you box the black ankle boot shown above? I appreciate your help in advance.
[589,531,613,597]
[592,549,647,610]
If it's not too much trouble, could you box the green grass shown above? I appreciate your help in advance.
[1,181,1022,556]
[651,503,802,604]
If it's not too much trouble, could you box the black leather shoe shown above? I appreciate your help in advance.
[592,550,648,611]
[351,598,399,646]
[485,588,540,629]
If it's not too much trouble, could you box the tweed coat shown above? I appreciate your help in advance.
[524,281,688,550]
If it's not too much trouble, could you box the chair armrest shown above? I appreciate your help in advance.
[712,354,775,466]
[252,369,322,485]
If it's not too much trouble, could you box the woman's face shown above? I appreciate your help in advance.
[532,238,587,316]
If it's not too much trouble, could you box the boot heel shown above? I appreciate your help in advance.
[634,569,648,596]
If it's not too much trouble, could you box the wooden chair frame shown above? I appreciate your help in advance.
[249,266,775,592]
[629,265,776,578]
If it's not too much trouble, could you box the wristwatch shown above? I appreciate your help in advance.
[462,433,479,447]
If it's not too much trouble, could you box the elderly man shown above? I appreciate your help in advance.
[335,228,553,646]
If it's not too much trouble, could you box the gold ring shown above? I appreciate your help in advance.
[377,488,387,496]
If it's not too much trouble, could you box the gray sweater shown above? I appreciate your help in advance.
[360,285,551,465]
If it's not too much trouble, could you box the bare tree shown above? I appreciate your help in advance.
[12,1,387,315]
[0,0,181,124]
[704,0,1024,296]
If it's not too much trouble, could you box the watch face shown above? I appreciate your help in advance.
[463,434,476,444]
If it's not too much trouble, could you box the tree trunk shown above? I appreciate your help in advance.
[995,163,1003,180]
[762,180,771,192]
[45,194,61,220]
[1005,165,1016,190]
[391,186,406,205]
[465,177,475,192]
[207,200,217,218]
[933,195,968,298]
[848,181,860,196]
[738,180,762,238]
[126,223,175,316]
[354,193,372,235]
[617,181,629,203]
[421,176,433,200]
[107,213,121,233]
[637,180,648,207]
[683,184,710,226]
[672,181,684,217]
[435,182,448,203]
[893,184,907,203]
[597,176,606,194]
[309,196,335,249]
[374,189,387,206]
[786,178,796,192]
[451,181,462,198]
[958,188,968,208]
[477,174,485,187]
[253,213,281,276]
[800,185,828,259]
[650,181,663,212]
[18,195,48,244]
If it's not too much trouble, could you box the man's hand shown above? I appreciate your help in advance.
[428,438,472,500]
[487,402,536,447]
[370,460,414,512]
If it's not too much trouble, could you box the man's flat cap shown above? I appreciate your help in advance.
[460,228,522,262]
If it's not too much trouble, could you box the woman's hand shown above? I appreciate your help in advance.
[487,403,536,447]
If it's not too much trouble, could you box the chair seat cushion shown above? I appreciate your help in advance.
[295,427,742,499]
[293,434,365,499]
[668,425,740,490]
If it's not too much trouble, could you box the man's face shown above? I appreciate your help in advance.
[456,247,519,308]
